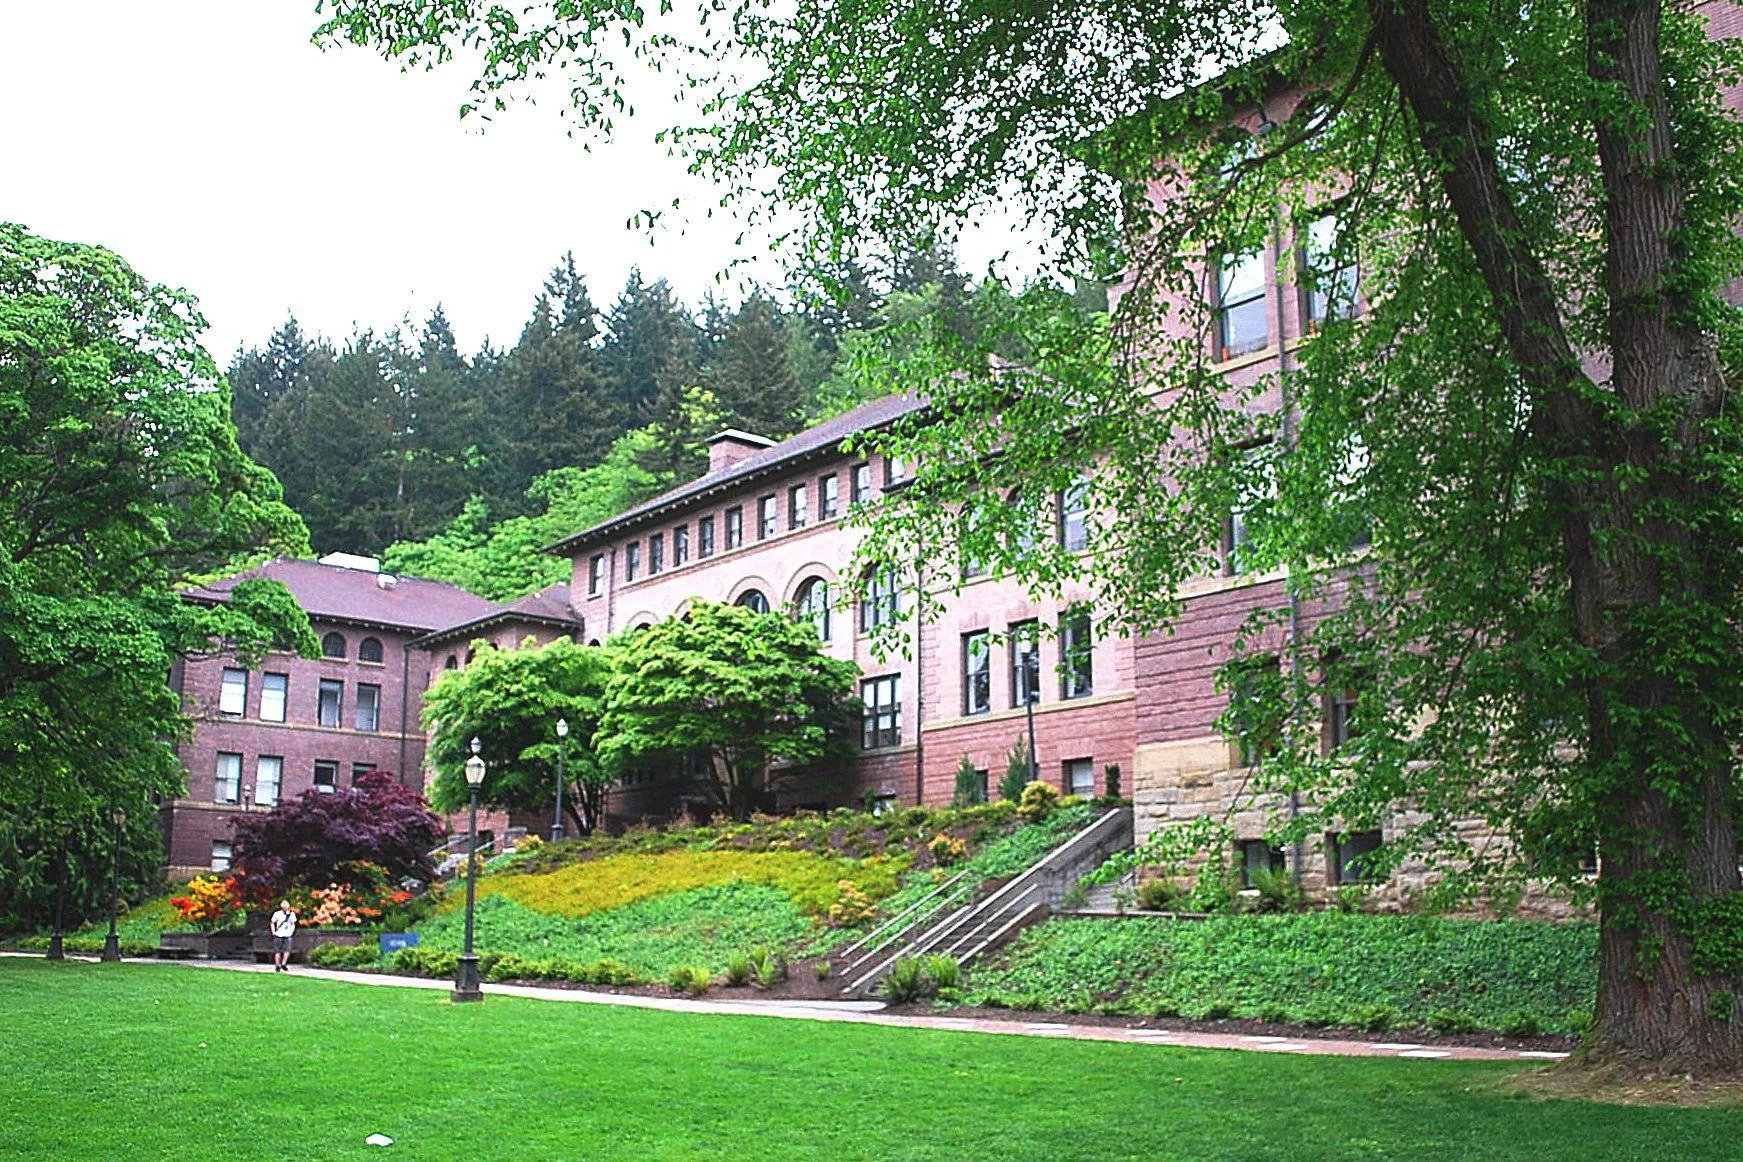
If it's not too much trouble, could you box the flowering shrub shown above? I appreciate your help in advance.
[927,833,967,866]
[288,863,413,927]
[168,876,244,931]
[827,880,876,927]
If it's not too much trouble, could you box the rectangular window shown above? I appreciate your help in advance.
[317,678,343,729]
[1215,250,1268,360]
[256,756,283,807]
[884,455,909,486]
[214,752,241,804]
[1302,212,1359,330]
[219,668,248,716]
[859,568,900,633]
[1010,620,1041,708]
[260,672,288,723]
[356,683,381,733]
[1064,758,1096,797]
[851,462,871,504]
[725,507,744,549]
[211,841,233,873]
[1058,476,1089,552]
[314,760,339,793]
[673,525,689,567]
[351,762,376,785]
[862,675,902,749]
[698,516,716,558]
[625,543,641,581]
[1229,655,1283,767]
[819,474,839,519]
[588,554,606,596]
[649,532,664,575]
[871,793,900,817]
[1330,830,1383,884]
[758,495,778,540]
[1239,839,1286,887]
[1325,655,1363,752]
[1060,608,1094,700]
[789,483,809,529]
[1225,442,1274,576]
[962,631,991,716]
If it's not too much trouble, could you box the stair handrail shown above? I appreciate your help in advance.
[838,867,972,961]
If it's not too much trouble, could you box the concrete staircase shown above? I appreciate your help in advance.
[837,806,1133,998]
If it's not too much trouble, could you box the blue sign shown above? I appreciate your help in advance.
[379,932,420,953]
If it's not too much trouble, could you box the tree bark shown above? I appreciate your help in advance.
[1368,0,1742,1070]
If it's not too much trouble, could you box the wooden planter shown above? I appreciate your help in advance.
[249,927,366,962]
[159,930,251,959]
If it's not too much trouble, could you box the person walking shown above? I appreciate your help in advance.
[269,899,298,972]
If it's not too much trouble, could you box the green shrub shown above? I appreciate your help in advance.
[1256,1001,1292,1024]
[1243,866,1307,914]
[668,965,712,995]
[724,953,751,987]
[1499,1009,1542,1038]
[1000,740,1031,803]
[391,946,459,978]
[749,947,785,990]
[1426,1008,1477,1034]
[952,755,986,807]
[1136,879,1189,912]
[309,943,377,969]
[919,954,959,992]
[813,959,831,982]
[1346,1003,1400,1032]
[881,957,929,1003]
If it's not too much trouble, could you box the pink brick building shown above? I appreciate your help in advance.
[169,556,576,878]
[549,398,1137,824]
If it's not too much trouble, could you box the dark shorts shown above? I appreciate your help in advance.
[273,935,293,952]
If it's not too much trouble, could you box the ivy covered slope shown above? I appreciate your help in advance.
[399,801,1102,981]
[967,914,1597,1037]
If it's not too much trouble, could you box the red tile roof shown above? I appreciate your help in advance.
[184,558,505,634]
[545,392,928,556]
[411,583,580,648]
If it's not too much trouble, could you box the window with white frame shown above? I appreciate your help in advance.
[851,463,871,504]
[214,752,241,804]
[962,631,991,716]
[625,542,641,581]
[789,483,809,529]
[1060,607,1094,700]
[1215,250,1268,360]
[1302,211,1359,329]
[758,495,778,539]
[219,668,248,716]
[317,679,343,729]
[859,568,900,633]
[794,577,832,642]
[589,554,606,595]
[725,507,744,549]
[1010,620,1040,708]
[211,840,234,872]
[699,516,716,558]
[256,755,283,808]
[356,683,381,732]
[673,525,689,567]
[819,474,839,520]
[649,532,664,575]
[314,760,339,792]
[260,672,288,723]
[1064,757,1096,797]
[1058,476,1090,552]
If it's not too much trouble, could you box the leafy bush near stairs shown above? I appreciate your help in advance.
[965,913,1596,1035]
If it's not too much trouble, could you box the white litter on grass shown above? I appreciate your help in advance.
[365,1134,394,1147]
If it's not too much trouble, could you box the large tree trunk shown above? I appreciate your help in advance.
[1369,0,1742,1071]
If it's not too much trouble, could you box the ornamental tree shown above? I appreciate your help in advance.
[229,771,443,897]
[421,637,615,835]
[318,0,1743,1072]
[596,601,861,820]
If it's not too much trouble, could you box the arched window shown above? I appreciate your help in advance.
[736,589,771,615]
[859,568,900,633]
[358,637,384,664]
[793,578,831,642]
[321,632,347,659]
[444,655,458,670]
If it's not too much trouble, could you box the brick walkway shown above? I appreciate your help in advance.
[8,953,1566,1064]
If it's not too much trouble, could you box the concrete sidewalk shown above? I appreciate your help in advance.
[6,951,1567,1064]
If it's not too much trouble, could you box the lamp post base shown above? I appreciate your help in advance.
[550,824,566,843]
[100,933,121,962]
[451,953,483,1002]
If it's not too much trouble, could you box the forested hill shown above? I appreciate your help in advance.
[227,248,985,599]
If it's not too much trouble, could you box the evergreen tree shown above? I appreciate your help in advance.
[228,317,335,453]
[712,291,805,439]
[600,270,703,426]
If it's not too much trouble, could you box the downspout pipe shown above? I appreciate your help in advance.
[1271,191,1307,888]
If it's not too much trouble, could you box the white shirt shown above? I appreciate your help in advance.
[269,909,298,938]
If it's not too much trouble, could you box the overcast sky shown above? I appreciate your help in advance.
[3,2,1026,362]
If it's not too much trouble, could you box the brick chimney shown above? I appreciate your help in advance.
[705,428,777,475]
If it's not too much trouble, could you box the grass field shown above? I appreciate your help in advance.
[0,958,1734,1161]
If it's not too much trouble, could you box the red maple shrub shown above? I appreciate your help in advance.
[230,772,443,902]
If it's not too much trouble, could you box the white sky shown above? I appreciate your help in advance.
[0,1,1037,363]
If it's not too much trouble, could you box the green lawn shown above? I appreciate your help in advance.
[0,959,1733,1161]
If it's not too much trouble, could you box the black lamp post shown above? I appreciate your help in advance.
[452,737,486,1003]
[552,717,569,843]
[100,808,125,962]
[1021,646,1040,784]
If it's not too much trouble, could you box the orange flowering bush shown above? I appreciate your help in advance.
[288,863,414,927]
[168,875,244,931]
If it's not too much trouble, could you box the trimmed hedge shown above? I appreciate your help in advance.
[966,913,1596,1035]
